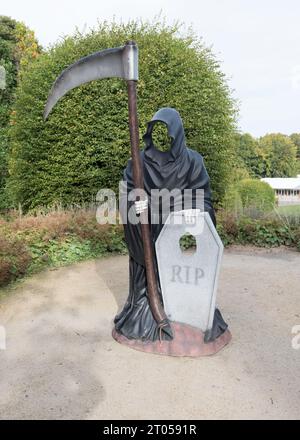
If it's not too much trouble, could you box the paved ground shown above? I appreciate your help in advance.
[0,246,299,420]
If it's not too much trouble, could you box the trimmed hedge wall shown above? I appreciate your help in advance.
[8,20,237,210]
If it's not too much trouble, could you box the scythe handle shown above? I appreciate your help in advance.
[42,36,172,339]
[127,80,171,336]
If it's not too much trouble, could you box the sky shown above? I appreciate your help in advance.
[2,0,300,136]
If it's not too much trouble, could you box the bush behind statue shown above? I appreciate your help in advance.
[223,178,275,215]
[238,179,275,213]
[7,19,237,210]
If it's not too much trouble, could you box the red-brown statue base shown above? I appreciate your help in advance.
[112,321,231,357]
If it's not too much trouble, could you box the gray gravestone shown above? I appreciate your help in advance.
[155,210,223,333]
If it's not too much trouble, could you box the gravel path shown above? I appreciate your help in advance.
[0,246,299,420]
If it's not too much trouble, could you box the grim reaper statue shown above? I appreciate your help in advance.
[114,108,230,355]
[43,41,231,356]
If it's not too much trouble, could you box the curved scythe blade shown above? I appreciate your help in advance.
[43,44,138,120]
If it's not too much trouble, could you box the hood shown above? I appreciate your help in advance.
[143,107,187,166]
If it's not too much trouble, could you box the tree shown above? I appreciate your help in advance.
[8,19,237,210]
[233,132,265,177]
[290,133,300,173]
[0,16,18,209]
[0,15,40,209]
[259,133,297,177]
[290,133,300,158]
[0,16,18,127]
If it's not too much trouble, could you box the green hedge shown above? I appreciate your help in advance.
[8,19,237,210]
[237,179,275,212]
[0,127,9,209]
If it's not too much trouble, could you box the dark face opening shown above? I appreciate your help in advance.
[151,122,173,152]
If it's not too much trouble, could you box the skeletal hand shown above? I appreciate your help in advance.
[183,209,201,224]
[135,198,148,215]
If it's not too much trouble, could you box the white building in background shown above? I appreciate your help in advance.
[261,176,300,205]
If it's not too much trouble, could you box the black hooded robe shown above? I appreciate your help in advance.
[114,108,227,342]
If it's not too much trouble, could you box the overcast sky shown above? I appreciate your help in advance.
[2,0,300,136]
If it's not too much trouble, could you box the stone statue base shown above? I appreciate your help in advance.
[112,322,231,357]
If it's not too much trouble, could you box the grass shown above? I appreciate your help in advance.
[276,204,300,216]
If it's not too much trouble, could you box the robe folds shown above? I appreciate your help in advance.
[114,108,227,342]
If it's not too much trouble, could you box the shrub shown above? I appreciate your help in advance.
[0,206,299,289]
[0,233,32,287]
[293,229,300,251]
[217,209,298,248]
[222,184,243,214]
[8,19,237,210]
[0,208,126,288]
[237,179,275,213]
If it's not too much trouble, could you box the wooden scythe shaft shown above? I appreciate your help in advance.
[43,37,170,335]
[127,80,168,328]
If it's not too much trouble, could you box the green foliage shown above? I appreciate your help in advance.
[290,133,300,173]
[0,16,40,209]
[233,133,265,177]
[0,127,9,208]
[276,204,300,217]
[0,209,126,287]
[222,183,243,213]
[223,178,275,214]
[238,219,293,247]
[0,232,32,287]
[233,132,300,179]
[290,133,300,160]
[151,122,172,152]
[0,16,18,123]
[179,232,197,251]
[14,21,41,74]
[217,210,298,249]
[237,179,275,213]
[294,229,300,251]
[259,133,298,177]
[28,234,125,272]
[1,205,300,289]
[8,19,237,210]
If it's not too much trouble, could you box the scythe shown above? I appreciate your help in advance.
[43,41,172,339]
